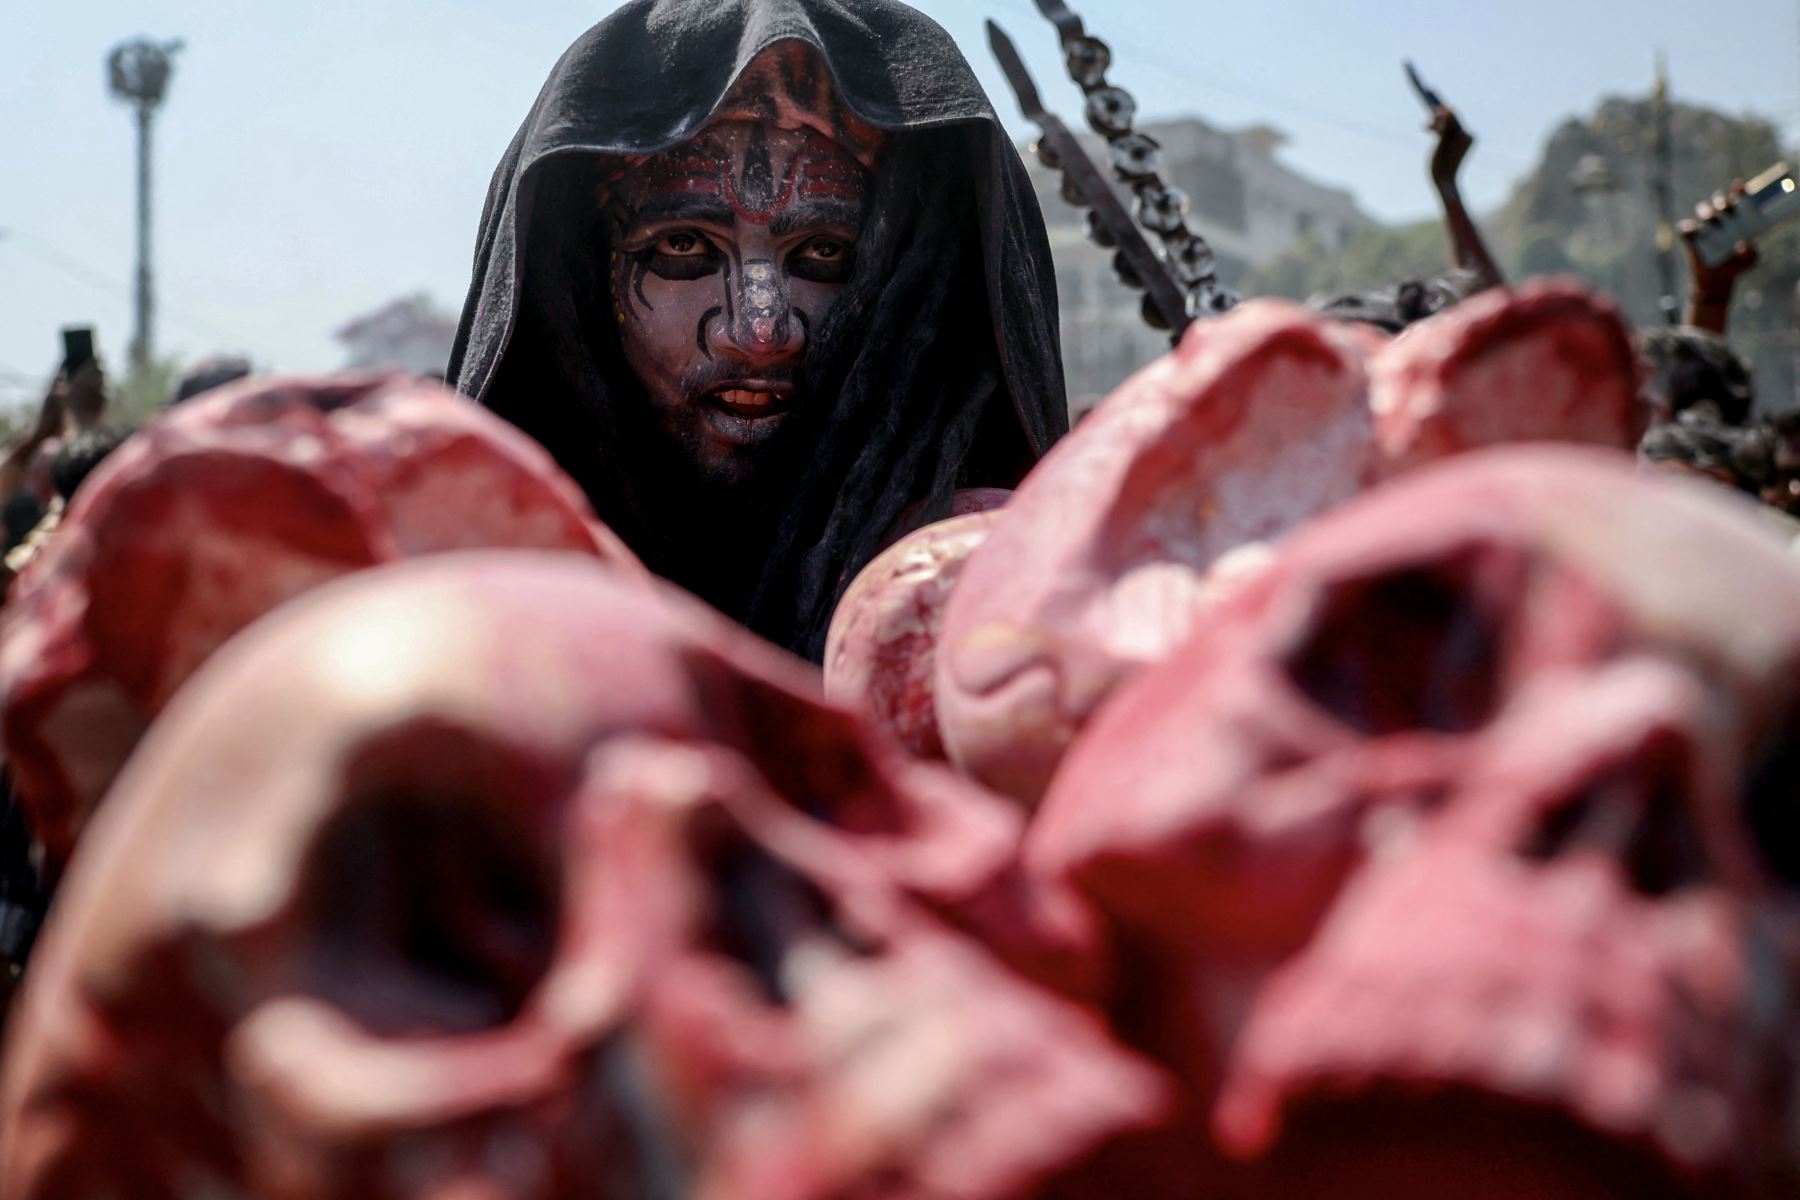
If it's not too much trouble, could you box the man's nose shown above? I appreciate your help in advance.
[710,259,805,363]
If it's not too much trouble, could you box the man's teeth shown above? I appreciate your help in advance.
[718,389,775,410]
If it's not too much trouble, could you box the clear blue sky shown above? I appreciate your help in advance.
[3,0,1796,405]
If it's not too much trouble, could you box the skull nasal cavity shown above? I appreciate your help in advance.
[696,820,867,1007]
[1285,562,1504,736]
[1519,749,1710,898]
[302,789,561,1037]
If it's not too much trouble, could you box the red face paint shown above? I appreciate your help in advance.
[601,121,875,486]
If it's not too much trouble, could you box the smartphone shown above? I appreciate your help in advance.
[60,327,95,376]
[1693,162,1800,268]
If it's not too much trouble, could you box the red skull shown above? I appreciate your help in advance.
[936,301,1377,805]
[1032,447,1800,1197]
[0,552,1145,1199]
[0,373,638,866]
[935,284,1644,811]
[826,510,1004,760]
[1371,279,1646,476]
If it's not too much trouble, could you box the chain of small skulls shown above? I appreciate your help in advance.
[1048,22,1240,323]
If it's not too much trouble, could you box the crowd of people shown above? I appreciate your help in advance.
[0,0,1797,1194]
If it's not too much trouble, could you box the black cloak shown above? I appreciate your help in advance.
[448,0,1067,657]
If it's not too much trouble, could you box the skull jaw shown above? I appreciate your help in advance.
[1226,1088,1744,1200]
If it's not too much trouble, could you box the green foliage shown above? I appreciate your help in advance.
[1488,96,1797,409]
[1243,96,1798,411]
[1244,221,1447,302]
[112,355,183,426]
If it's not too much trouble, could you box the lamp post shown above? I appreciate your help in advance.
[1650,52,1680,324]
[106,37,182,371]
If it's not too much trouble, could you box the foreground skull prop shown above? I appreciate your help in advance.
[0,552,1149,1199]
[1032,447,1800,1196]
[937,283,1645,809]
[937,301,1377,804]
[0,373,637,866]
[1370,279,1645,477]
[826,509,1005,760]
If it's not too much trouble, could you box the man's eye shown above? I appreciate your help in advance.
[658,231,711,256]
[789,238,855,283]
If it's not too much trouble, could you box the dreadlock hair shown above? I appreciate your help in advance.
[747,129,997,657]
[488,128,1000,660]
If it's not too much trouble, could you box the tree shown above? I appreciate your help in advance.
[112,355,182,425]
[1244,221,1446,303]
[1489,95,1797,410]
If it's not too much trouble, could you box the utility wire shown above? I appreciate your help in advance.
[986,0,1535,187]
[2,227,270,356]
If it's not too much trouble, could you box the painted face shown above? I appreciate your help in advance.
[604,121,874,486]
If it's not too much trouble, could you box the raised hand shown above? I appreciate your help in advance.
[1429,106,1473,189]
[1681,180,1760,334]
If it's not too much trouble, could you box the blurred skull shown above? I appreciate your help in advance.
[0,373,638,867]
[937,302,1376,806]
[0,552,1153,1199]
[1033,447,1800,1197]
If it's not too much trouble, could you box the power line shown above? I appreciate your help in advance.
[985,0,1535,187]
[1,227,269,356]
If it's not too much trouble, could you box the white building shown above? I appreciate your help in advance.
[336,294,460,379]
[1028,118,1374,414]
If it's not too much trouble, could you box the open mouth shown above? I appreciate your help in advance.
[706,381,794,421]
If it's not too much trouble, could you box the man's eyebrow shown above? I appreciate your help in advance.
[770,200,864,237]
[623,192,736,228]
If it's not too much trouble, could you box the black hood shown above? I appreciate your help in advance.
[449,4,1066,642]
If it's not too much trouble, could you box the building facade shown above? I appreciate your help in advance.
[1028,118,1374,414]
[336,294,460,379]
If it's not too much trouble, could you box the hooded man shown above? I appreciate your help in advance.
[449,0,1066,658]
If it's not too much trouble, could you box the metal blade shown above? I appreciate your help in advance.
[986,21,1047,119]
[987,17,1194,337]
[1404,60,1444,111]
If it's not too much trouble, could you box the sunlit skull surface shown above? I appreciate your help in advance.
[0,373,637,867]
[826,510,1004,760]
[0,552,1150,1199]
[1371,279,1646,476]
[1032,447,1800,1197]
[937,301,1377,805]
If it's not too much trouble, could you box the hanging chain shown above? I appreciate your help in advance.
[1031,0,1239,321]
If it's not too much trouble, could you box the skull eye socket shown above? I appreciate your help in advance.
[1740,710,1800,889]
[300,733,563,1037]
[1284,558,1506,737]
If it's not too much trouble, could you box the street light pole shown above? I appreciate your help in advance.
[106,37,182,371]
[1651,52,1680,325]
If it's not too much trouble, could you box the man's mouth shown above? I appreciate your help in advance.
[706,381,794,420]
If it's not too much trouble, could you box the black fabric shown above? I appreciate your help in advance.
[449,0,1066,656]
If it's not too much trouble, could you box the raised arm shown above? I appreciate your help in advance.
[1429,106,1504,294]
[0,381,66,502]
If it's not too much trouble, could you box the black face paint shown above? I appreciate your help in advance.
[696,307,723,358]
[595,121,875,487]
[740,125,777,214]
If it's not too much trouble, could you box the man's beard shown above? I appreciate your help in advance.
[597,357,829,618]
[661,359,821,492]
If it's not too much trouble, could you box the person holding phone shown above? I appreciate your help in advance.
[0,330,111,544]
[1680,181,1761,337]
[53,328,108,438]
